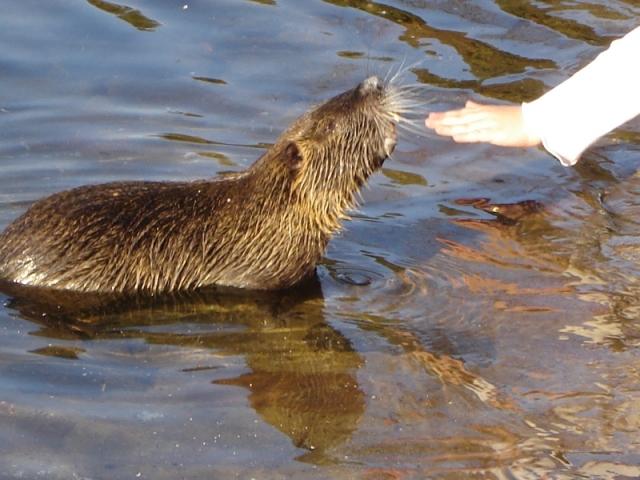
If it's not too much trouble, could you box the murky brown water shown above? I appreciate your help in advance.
[1,0,639,478]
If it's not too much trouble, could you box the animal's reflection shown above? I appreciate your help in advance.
[0,277,364,462]
[445,197,573,273]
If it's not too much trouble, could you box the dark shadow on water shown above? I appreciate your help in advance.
[0,275,364,463]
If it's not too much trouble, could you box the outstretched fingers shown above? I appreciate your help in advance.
[425,101,541,148]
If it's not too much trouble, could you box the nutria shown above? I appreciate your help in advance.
[0,74,422,293]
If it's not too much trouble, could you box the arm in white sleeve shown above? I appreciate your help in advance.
[522,26,640,166]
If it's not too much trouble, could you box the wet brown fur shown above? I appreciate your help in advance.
[0,76,409,293]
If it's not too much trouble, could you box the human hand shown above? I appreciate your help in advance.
[425,100,541,148]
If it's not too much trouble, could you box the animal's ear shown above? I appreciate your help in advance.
[283,142,304,171]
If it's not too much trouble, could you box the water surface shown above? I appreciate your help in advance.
[1,0,639,478]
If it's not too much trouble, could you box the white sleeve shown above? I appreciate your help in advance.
[521,26,640,166]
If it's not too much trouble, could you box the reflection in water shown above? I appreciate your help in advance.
[216,321,364,462]
[380,322,519,412]
[445,196,640,354]
[0,277,364,462]
[332,189,640,477]
[87,0,161,31]
[327,0,556,102]
[493,1,620,46]
[328,0,556,79]
[447,197,573,276]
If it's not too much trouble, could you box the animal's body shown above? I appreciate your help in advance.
[0,75,420,293]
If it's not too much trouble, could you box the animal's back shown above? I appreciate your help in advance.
[0,174,327,292]
[0,181,202,291]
